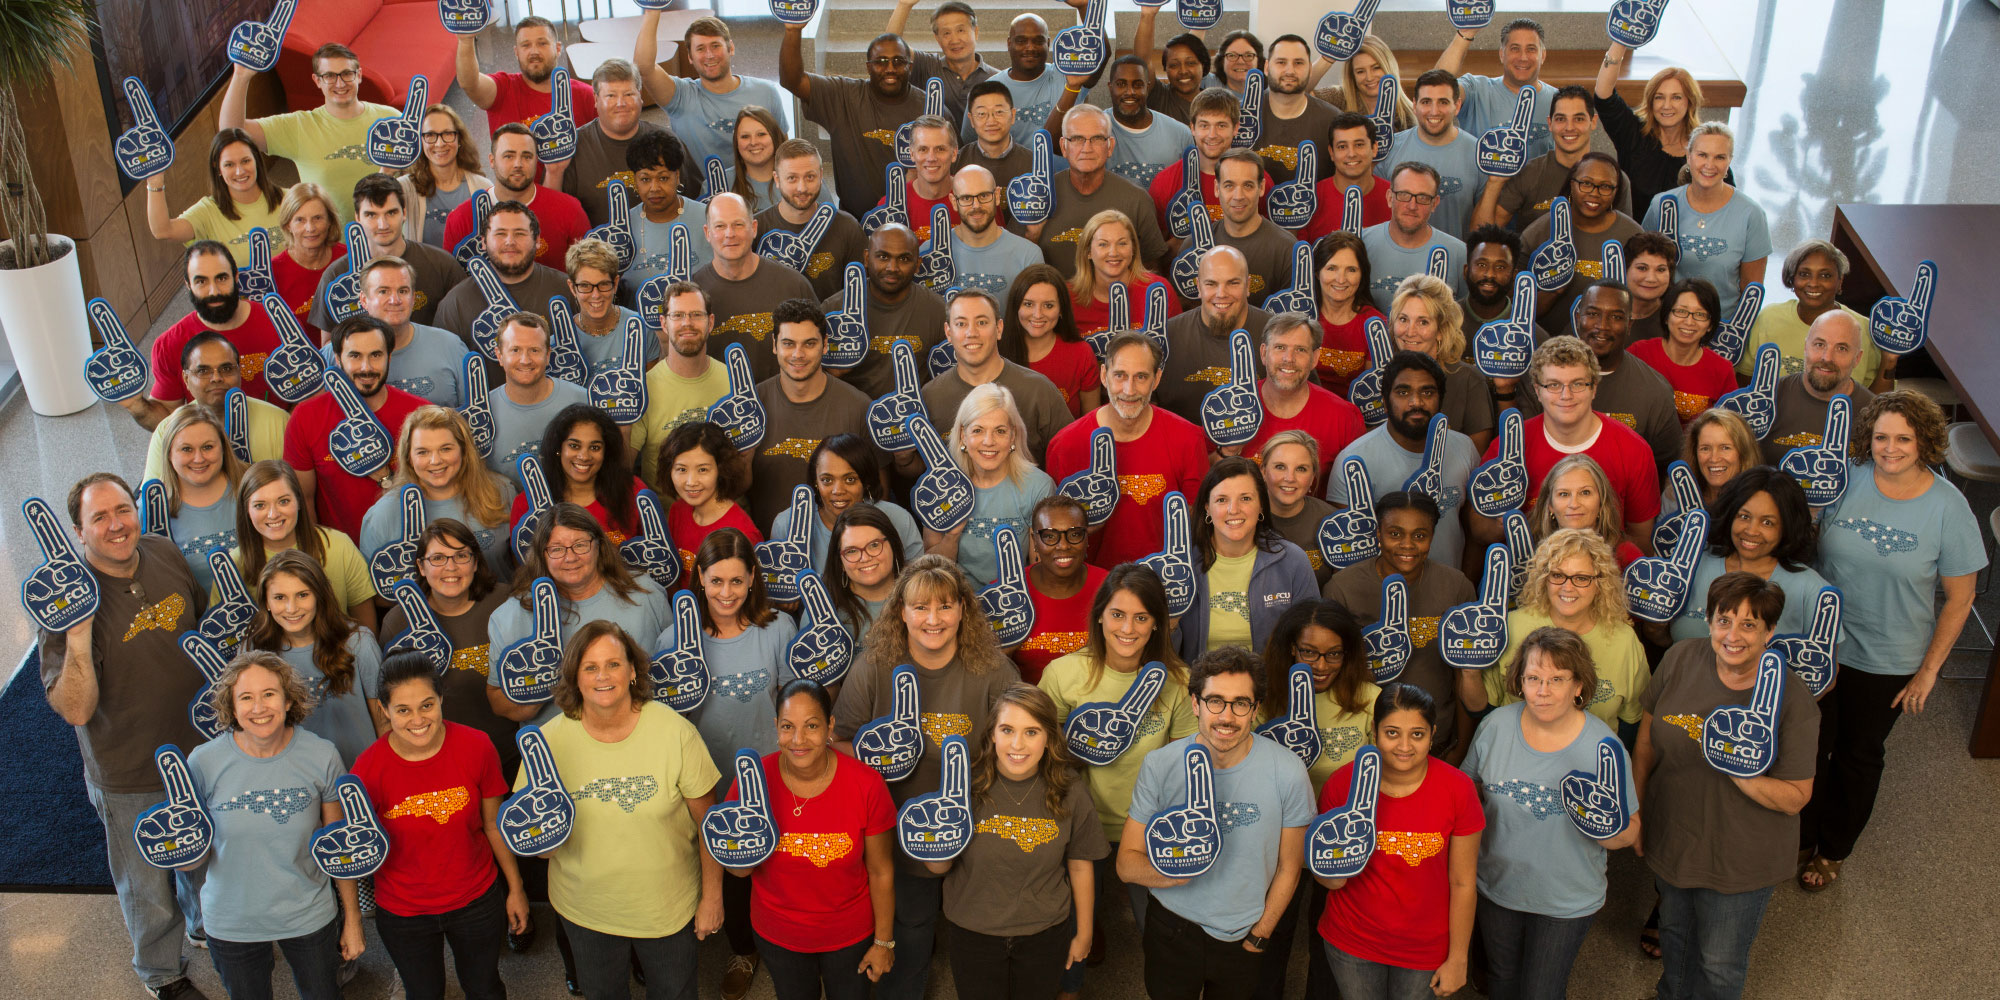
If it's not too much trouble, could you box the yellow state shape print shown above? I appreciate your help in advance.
[781,831,855,867]
[1664,713,1705,741]
[125,593,188,641]
[1377,830,1444,866]
[921,712,972,746]
[1118,474,1168,505]
[388,785,471,825]
[976,815,1061,852]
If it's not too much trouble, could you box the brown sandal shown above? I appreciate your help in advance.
[1798,854,1842,892]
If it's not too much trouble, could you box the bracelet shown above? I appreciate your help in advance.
[1457,30,1477,42]
[147,186,165,192]
[874,939,896,949]
[1494,391,1517,401]
[1064,85,1081,94]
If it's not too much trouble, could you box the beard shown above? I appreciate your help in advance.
[190,289,239,325]
[1391,409,1433,442]
[492,250,535,281]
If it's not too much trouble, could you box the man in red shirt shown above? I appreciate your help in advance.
[872,114,961,243]
[442,124,590,271]
[284,315,427,537]
[456,15,598,134]
[1241,313,1366,490]
[137,241,285,427]
[1147,88,1243,236]
[1300,112,1394,242]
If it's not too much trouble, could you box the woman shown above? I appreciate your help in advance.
[1804,391,1983,889]
[1068,210,1178,343]
[724,106,836,214]
[1635,573,1815,997]
[1666,468,1834,644]
[825,502,912,638]
[1316,683,1481,999]
[398,104,494,248]
[514,404,647,544]
[1388,274,1497,452]
[1623,231,1679,343]
[1179,457,1319,658]
[1531,454,1643,568]
[233,460,376,629]
[1742,239,1888,388]
[187,652,362,999]
[769,435,926,578]
[524,621,724,1000]
[1261,431,1337,587]
[1627,278,1739,422]
[660,421,763,575]
[1678,408,1757,512]
[248,550,386,767]
[1017,496,1109,684]
[273,183,346,344]
[1209,31,1263,93]
[146,128,287,265]
[1473,528,1650,735]
[377,519,521,772]
[1640,122,1769,317]
[1591,57,1731,215]
[1462,627,1640,1000]
[1335,35,1415,132]
[1323,491,1475,758]
[1001,265,1102,417]
[1518,154,1641,334]
[565,238,656,378]
[152,403,247,591]
[722,679,894,1000]
[833,556,1022,998]
[934,384,1056,586]
[352,650,529,1000]
[1312,232,1384,397]
[929,685,1107,1000]
[366,406,517,581]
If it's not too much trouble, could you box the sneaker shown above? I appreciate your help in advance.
[148,979,212,1000]
[722,953,760,1000]
[184,929,208,950]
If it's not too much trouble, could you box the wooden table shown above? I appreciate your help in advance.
[1831,202,2000,757]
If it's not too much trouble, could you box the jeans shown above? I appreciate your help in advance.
[87,781,206,989]
[1056,852,1147,993]
[1653,877,1775,1000]
[875,872,942,1000]
[560,912,697,1000]
[207,914,346,1000]
[1254,876,1336,1000]
[1474,895,1594,1000]
[1142,894,1265,1000]
[1322,940,1433,1000]
[1801,665,1905,861]
[947,916,1074,1000]
[754,930,874,1000]
[373,873,509,1000]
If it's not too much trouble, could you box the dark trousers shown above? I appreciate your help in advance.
[1254,876,1336,1000]
[947,916,1074,1000]
[1474,895,1594,1000]
[1800,665,1905,861]
[1142,894,1265,1000]
[875,872,942,1000]
[1057,852,1148,993]
[207,914,345,1000]
[559,912,696,1000]
[373,874,509,1000]
[723,869,755,956]
[754,931,874,1000]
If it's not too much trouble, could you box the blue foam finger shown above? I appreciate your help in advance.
[1145,742,1221,878]
[1064,661,1169,766]
[310,775,391,878]
[703,750,780,868]
[133,745,214,869]
[1255,663,1324,768]
[897,735,974,862]
[500,727,575,854]
[650,590,712,713]
[1306,745,1380,880]
[854,665,925,781]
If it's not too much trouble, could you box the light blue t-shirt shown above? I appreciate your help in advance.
[1459,703,1637,919]
[189,728,344,943]
[1667,554,1839,644]
[835,595,890,640]
[1640,187,1772,317]
[1455,76,1556,162]
[424,181,478,248]
[1361,222,1467,312]
[170,494,239,593]
[923,228,1046,297]
[660,75,791,177]
[358,487,519,586]
[958,467,1056,586]
[486,574,674,725]
[1126,735,1316,941]
[990,68,1081,147]
[572,305,661,379]
[275,630,383,768]
[627,200,714,292]
[1329,424,1478,567]
[660,610,796,786]
[1815,468,1985,676]
[319,322,468,408]
[770,499,927,580]
[1384,127,1482,241]
[485,378,590,483]
[1110,114,1194,189]
[721,167,840,216]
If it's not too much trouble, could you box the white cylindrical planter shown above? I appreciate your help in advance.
[0,235,94,416]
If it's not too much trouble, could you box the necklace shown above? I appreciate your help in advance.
[997,773,1037,809]
[785,756,836,815]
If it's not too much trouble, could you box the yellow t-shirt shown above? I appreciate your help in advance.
[630,356,731,492]
[1740,301,1881,389]
[229,526,375,609]
[178,196,289,266]
[1258,680,1382,794]
[1039,653,1199,844]
[1205,550,1255,651]
[1480,608,1652,727]
[255,104,398,225]
[143,398,290,482]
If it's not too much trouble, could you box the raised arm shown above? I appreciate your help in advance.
[887,0,917,38]
[635,9,681,106]
[1435,26,1478,76]
[457,34,501,110]
[781,22,813,99]
[1471,175,1509,230]
[1595,42,1630,100]
[145,185,197,243]
[1133,6,1164,78]
[219,65,266,147]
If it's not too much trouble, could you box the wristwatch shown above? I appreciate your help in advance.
[1243,931,1270,950]
[874,939,896,949]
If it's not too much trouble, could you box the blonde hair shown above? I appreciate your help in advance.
[278,182,340,235]
[157,403,246,516]
[1257,429,1320,481]
[1677,121,1736,185]
[1532,454,1625,548]
[386,407,512,529]
[1682,408,1757,499]
[1390,273,1466,366]
[1337,35,1414,130]
[1068,210,1151,307]
[564,237,621,281]
[858,555,1011,676]
[1635,66,1704,144]
[1522,527,1629,624]
[1526,335,1600,391]
[949,382,1035,486]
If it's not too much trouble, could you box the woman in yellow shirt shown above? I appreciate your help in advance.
[146,128,287,266]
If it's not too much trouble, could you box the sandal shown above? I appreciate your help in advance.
[1799,855,1842,892]
[1637,906,1661,959]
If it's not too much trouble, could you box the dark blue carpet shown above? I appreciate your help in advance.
[0,650,112,891]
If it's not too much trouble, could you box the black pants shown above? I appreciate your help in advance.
[724,869,755,956]
[374,875,509,1000]
[1143,895,1265,1000]
[947,916,1073,1000]
[1800,665,1905,861]
[1253,877,1337,1000]
[754,931,873,1000]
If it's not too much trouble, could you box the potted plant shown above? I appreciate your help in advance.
[0,0,97,416]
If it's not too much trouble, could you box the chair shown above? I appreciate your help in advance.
[1898,377,1961,421]
[1944,423,2000,652]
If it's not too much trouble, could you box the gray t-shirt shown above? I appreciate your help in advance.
[559,119,662,225]
[274,629,383,768]
[695,259,819,384]
[484,378,590,483]
[1158,306,1272,425]
[662,611,798,792]
[320,322,467,407]
[572,305,661,380]
[188,728,344,942]
[920,360,1073,463]
[957,467,1056,586]
[170,494,240,593]
[821,283,949,401]
[359,487,519,586]
[433,263,573,372]
[1253,96,1339,186]
[1455,77,1557,162]
[424,180,478,248]
[990,66,1076,147]
[1214,220,1300,309]
[1361,222,1467,312]
[801,75,927,218]
[924,228,1045,298]
[1496,151,1634,234]
[754,204,869,300]
[310,239,467,330]
[1329,423,1479,568]
[662,75,791,180]
[1110,114,1194,189]
[748,375,875,528]
[1037,171,1171,281]
[1384,127,1483,240]
[1519,212,1643,338]
[1270,495,1337,587]
[1762,375,1874,466]
[1324,560,1475,751]
[485,575,673,726]
[627,200,714,295]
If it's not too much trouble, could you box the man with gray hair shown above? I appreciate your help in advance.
[636,10,788,178]
[1158,245,1270,424]
[888,0,999,121]
[1243,312,1367,471]
[1035,103,1169,280]
[1760,309,1877,465]
[551,58,667,225]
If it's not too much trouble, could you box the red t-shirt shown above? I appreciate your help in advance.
[351,721,509,916]
[1146,160,1271,237]
[1030,338,1104,419]
[1625,339,1740,424]
[1315,306,1385,397]
[666,500,765,576]
[1317,759,1484,970]
[1044,408,1210,569]
[282,385,428,538]
[1013,563,1108,684]
[483,71,598,133]
[442,184,591,271]
[1615,539,1642,568]
[273,244,347,347]
[148,302,286,406]
[876,178,960,243]
[738,751,896,953]
[1489,414,1663,525]
[511,475,648,545]
[1071,277,1181,342]
[1299,177,1393,243]
[1245,382,1367,494]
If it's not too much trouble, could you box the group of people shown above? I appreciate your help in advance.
[48,4,1978,1000]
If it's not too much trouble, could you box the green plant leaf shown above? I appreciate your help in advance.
[0,0,94,86]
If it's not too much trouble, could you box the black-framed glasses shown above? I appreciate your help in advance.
[421,131,458,144]
[1570,179,1618,196]
[315,70,360,84]
[1293,644,1344,666]
[1199,695,1258,716]
[1390,191,1439,206]
[546,539,598,560]
[422,551,476,568]
[1034,527,1088,546]
[571,279,617,295]
[1537,379,1594,397]
[1669,307,1710,323]
[1548,571,1601,587]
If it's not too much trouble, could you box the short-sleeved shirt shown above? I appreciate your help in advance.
[1038,171,1171,281]
[956,468,1057,586]
[255,104,399,224]
[725,167,842,217]
[958,142,1035,221]
[412,176,484,248]
[1110,114,1194,189]
[801,75,927,218]
[874,176,960,244]
[1157,306,1272,424]
[821,284,949,401]
[1318,757,1484,969]
[231,527,376,611]
[1215,221,1302,309]
[1627,337,1740,423]
[1494,152,1634,234]
[1324,561,1475,751]
[667,502,765,578]
[930,228,1046,297]
[282,384,428,537]
[1668,556,1838,645]
[1817,468,1985,675]
[1030,338,1104,418]
[483,379,590,484]
[1761,376,1875,466]
[1641,187,1772,316]
[1264,679,1381,794]
[1300,177,1393,244]
[1519,213,1644,337]
[317,322,467,408]
[1245,383,1367,494]
[988,67,1076,147]
[1315,306,1388,396]
[748,376,875,528]
[1038,654,1198,843]
[558,120,661,225]
[1454,77,1556,161]
[1146,160,1271,238]
[309,240,469,331]
[378,589,520,770]
[626,199,715,292]
[274,629,384,767]
[1741,302,1882,387]
[1517,357,1681,473]
[1044,408,1212,568]
[1481,607,1651,727]
[662,612,797,788]
[1254,98,1339,186]
[351,720,509,916]
[740,751,895,953]
[486,576,673,726]
[274,244,346,343]
[145,397,289,482]
[1072,277,1181,342]
[769,500,925,581]
[921,361,1072,463]
[567,306,659,382]
[1014,565,1108,684]
[190,728,345,941]
[1271,497,1337,586]
[1361,223,1468,312]
[166,494,240,593]
[942,772,1110,937]
[632,356,731,491]
[179,195,289,266]
[434,265,575,368]
[484,72,599,134]
[443,185,591,272]
[1495,413,1662,526]
[696,259,819,384]
[149,306,285,406]
[1330,424,1478,568]
[754,204,868,300]
[661,75,789,177]
[360,488,517,585]
[1383,128,1482,239]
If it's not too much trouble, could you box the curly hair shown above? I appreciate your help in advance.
[1852,389,1948,466]
[211,650,316,731]
[1522,528,1629,624]
[857,555,1010,676]
[1704,467,1818,572]
[552,620,654,719]
[248,550,361,697]
[967,684,1079,819]
[1525,335,1601,394]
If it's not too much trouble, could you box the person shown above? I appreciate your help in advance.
[631,281,731,491]
[352,650,529,1000]
[1106,57,1194,189]
[697,192,820,385]
[1159,246,1271,424]
[924,289,1072,460]
[1522,282,1681,473]
[1592,54,1732,213]
[1068,209,1180,343]
[364,407,516,580]
[247,549,386,766]
[311,173,470,332]
[1804,391,1982,890]
[657,420,764,572]
[1362,163,1468,312]
[441,124,591,272]
[1461,627,1641,1000]
[565,238,656,379]
[185,652,362,999]
[1664,468,1833,642]
[988,12,1093,145]
[220,42,396,225]
[636,10,788,179]
[1178,456,1318,658]
[457,15,598,134]
[232,460,376,629]
[1627,278,1739,424]
[1039,105,1170,280]
[131,243,286,428]
[486,505,673,728]
[480,313,591,484]
[548,59,664,226]
[1298,112,1394,243]
[273,183,347,343]
[1527,454,1644,568]
[1435,17,1557,160]
[1521,156,1643,334]
[331,256,472,409]
[513,404,648,543]
[1259,431,1337,586]
[781,25,929,217]
[932,383,1057,586]
[145,129,287,265]
[1130,13,1209,123]
[722,678,896,1000]
[1382,70,1480,240]
[140,334,289,480]
[1310,231,1385,396]
[1045,331,1211,568]
[40,473,211,1000]
[377,519,521,772]
[623,129,715,294]
[1741,239,1889,389]
[825,502,914,636]
[875,115,962,244]
[1014,496,1108,682]
[397,105,494,248]
[433,201,575,366]
[1457,225,1550,351]
[1635,573,1816,999]
[520,620,724,1000]
[1623,231,1680,343]
[1251,35,1337,186]
[824,224,950,399]
[754,140,867,299]
[833,555,1023,1000]
[1678,407,1758,511]
[152,403,249,590]
[956,82,1033,208]
[1640,122,1769,317]
[283,315,428,536]
[931,165,1044,296]
[1385,274,1499,451]
[1209,152,1300,309]
[1759,310,1877,466]
[1003,264,1103,417]
[928,684,1108,1000]
[748,299,878,527]
[1146,88,1259,239]
[770,434,926,578]
[1331,35,1414,132]
[1117,646,1313,1000]
[1207,31,1264,94]
[724,107,828,215]
[888,0,999,118]
[1471,85,1633,233]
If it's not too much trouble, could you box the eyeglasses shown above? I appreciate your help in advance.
[420,131,458,144]
[571,279,617,295]
[185,363,240,380]
[1034,527,1088,546]
[315,70,360,84]
[1537,379,1595,397]
[970,109,1010,123]
[1064,134,1111,147]
[1293,644,1344,665]
[867,57,912,68]
[423,551,476,568]
[954,192,997,206]
[546,539,598,560]
[840,537,891,563]
[1669,307,1711,323]
[1390,191,1439,206]
[1548,571,1601,587]
[664,310,707,324]
[1198,695,1258,716]
[1570,179,1618,196]
[1222,52,1261,63]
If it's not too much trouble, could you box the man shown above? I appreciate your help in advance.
[749,299,877,527]
[1382,70,1481,240]
[1457,225,1549,346]
[1241,313,1366,481]
[782,27,927,218]
[1329,351,1478,568]
[631,282,732,492]
[1253,35,1336,186]
[434,201,575,367]
[443,124,590,271]
[1210,150,1301,309]
[636,12,789,176]
[1742,239,1889,389]
[311,174,467,330]
[889,0,999,119]
[694,193,818,384]
[1106,56,1193,189]
[1436,17,1557,160]
[1132,8,1210,123]
[326,257,472,408]
[988,13,1085,147]
[923,165,1042,296]
[1148,88,1246,236]
[956,81,1033,199]
[551,58,665,225]
[1516,282,1680,472]
[483,313,591,483]
[1119,648,1312,1000]
[456,15,598,134]
[755,139,869,300]
[1624,231,1679,343]
[1361,162,1468,311]
[135,242,285,426]
[42,473,213,1000]
[880,114,961,242]
[140,334,291,480]
[822,224,948,400]
[624,129,714,295]
[220,43,395,224]
[284,315,428,536]
[1761,311,1878,466]
[921,289,1071,459]
[1160,246,1273,424]
[1038,104,1169,280]
[1299,112,1393,242]
[1471,85,1632,232]
[1045,331,1210,568]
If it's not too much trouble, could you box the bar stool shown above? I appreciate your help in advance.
[1899,377,1961,421]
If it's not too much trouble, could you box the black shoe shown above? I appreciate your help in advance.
[149,979,212,1000]
[508,918,537,954]
[565,977,583,997]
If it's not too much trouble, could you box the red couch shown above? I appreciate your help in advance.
[277,0,458,111]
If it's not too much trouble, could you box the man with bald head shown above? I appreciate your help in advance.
[694,191,817,382]
[1158,245,1273,423]
[925,165,1042,296]
[824,223,948,400]
[782,27,927,217]
[989,12,1081,147]
[1761,309,1876,465]
[1036,103,1169,280]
